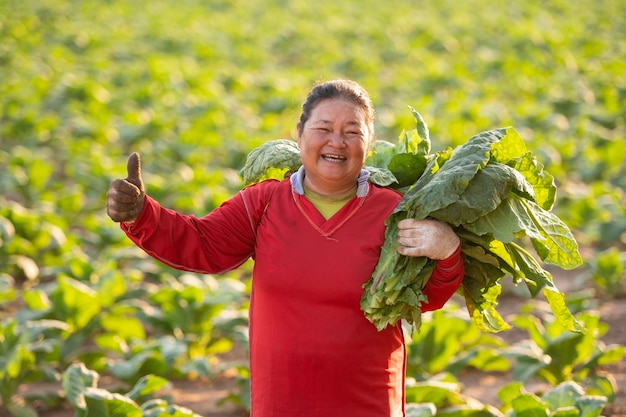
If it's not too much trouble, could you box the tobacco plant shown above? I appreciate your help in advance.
[504,308,625,401]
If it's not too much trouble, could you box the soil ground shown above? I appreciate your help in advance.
[8,272,626,417]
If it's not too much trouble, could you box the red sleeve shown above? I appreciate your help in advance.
[120,181,279,274]
[420,242,464,312]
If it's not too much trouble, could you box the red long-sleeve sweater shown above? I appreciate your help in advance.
[122,178,464,417]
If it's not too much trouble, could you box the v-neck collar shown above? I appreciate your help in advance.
[289,166,370,238]
[292,193,365,238]
[292,188,367,239]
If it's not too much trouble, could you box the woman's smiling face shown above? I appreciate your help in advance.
[297,98,372,196]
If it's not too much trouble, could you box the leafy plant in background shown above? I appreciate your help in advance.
[63,363,202,417]
[0,318,70,417]
[217,364,251,412]
[1,0,625,414]
[2,262,249,414]
[18,274,117,375]
[405,378,607,417]
[586,247,626,299]
[102,273,248,384]
[0,202,70,285]
[504,308,625,401]
[405,304,509,380]
[404,373,502,417]
[498,381,607,417]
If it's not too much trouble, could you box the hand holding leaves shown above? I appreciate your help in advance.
[397,219,460,260]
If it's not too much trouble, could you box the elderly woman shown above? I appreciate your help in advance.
[107,79,463,417]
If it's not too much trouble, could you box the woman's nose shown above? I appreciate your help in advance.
[328,131,346,147]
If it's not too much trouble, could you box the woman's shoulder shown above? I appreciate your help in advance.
[242,177,287,194]
[239,178,289,206]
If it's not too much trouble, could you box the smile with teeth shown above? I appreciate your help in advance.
[322,154,347,162]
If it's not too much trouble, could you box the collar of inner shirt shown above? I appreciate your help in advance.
[290,166,370,197]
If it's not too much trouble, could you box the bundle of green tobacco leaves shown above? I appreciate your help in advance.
[360,107,584,333]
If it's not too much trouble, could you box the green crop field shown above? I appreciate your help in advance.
[1,0,625,415]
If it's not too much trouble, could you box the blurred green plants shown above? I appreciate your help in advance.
[505,307,625,401]
[1,0,625,415]
[405,379,608,417]
[586,248,626,298]
[62,363,203,417]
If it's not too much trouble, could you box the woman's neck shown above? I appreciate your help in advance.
[302,176,357,198]
[303,182,357,202]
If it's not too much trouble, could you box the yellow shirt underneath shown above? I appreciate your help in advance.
[303,186,357,219]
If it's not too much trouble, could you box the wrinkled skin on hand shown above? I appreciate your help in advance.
[396,218,460,260]
[106,152,145,223]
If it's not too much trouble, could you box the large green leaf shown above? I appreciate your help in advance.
[404,381,463,407]
[542,287,586,334]
[405,403,436,417]
[62,363,100,413]
[366,140,397,168]
[429,163,529,225]
[505,242,584,333]
[541,381,584,410]
[83,387,142,417]
[100,314,146,341]
[464,282,511,333]
[463,196,539,242]
[52,275,101,330]
[400,129,508,218]
[108,351,164,381]
[489,127,528,163]
[523,199,583,269]
[364,165,398,187]
[127,374,170,401]
[239,139,301,186]
[509,152,556,210]
[574,396,608,417]
[408,106,431,154]
[465,195,582,270]
[388,153,428,188]
[505,242,556,297]
[510,393,549,417]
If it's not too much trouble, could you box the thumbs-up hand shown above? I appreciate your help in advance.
[106,152,146,223]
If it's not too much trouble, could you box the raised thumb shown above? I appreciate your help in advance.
[126,152,144,191]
